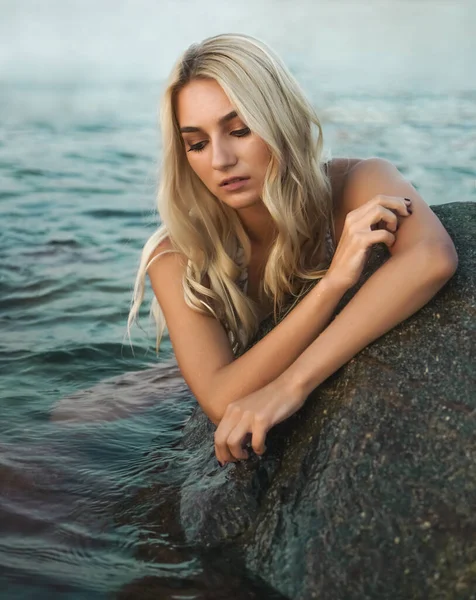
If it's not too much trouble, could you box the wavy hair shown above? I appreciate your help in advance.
[128,33,333,356]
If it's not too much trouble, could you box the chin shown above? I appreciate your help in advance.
[220,192,262,210]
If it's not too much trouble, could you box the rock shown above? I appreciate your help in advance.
[178,202,476,599]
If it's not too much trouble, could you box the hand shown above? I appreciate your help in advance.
[214,378,304,466]
[326,195,412,291]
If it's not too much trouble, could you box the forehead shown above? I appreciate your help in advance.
[176,79,235,126]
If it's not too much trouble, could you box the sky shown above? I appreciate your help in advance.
[0,0,475,92]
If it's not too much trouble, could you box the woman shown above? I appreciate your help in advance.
[129,33,457,467]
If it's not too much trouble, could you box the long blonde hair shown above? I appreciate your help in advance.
[128,33,333,356]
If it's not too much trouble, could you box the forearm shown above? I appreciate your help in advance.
[282,243,457,400]
[208,275,347,423]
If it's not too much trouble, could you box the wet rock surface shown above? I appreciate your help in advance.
[179,202,476,599]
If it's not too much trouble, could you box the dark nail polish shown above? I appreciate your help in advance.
[407,207,413,214]
[404,198,412,204]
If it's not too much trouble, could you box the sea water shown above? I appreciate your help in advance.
[1,3,475,599]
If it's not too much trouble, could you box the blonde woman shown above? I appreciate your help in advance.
[129,33,457,467]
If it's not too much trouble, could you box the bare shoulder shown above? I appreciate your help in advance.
[148,236,176,265]
[328,156,418,243]
[147,237,213,290]
[146,236,189,283]
[146,236,188,313]
[331,157,412,218]
[332,157,457,257]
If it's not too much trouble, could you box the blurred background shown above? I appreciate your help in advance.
[0,1,475,598]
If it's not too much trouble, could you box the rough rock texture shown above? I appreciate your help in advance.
[179,202,475,600]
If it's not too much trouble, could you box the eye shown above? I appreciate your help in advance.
[187,141,207,153]
[231,127,251,137]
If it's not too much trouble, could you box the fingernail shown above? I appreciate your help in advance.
[407,207,413,214]
[404,198,412,204]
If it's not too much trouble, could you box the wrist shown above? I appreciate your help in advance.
[320,271,351,296]
[278,368,308,409]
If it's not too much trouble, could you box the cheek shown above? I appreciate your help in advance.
[250,140,271,173]
[186,154,209,182]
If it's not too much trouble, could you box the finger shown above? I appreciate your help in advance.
[251,418,268,455]
[367,229,396,248]
[344,197,410,238]
[214,406,242,465]
[371,194,412,218]
[227,416,253,460]
[370,219,388,232]
[215,435,237,465]
[367,205,400,233]
[215,431,238,464]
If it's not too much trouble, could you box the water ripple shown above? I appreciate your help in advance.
[1,81,475,598]
[83,208,147,219]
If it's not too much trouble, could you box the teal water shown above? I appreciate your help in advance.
[0,82,475,599]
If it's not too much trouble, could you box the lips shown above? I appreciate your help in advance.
[220,176,249,187]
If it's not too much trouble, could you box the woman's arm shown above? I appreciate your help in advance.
[148,243,348,425]
[286,157,458,396]
[149,160,410,425]
[283,238,456,401]
[214,158,458,465]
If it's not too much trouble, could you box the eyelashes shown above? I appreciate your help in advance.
[187,127,251,153]
[187,142,207,154]
[232,127,251,138]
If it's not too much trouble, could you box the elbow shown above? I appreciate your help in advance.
[207,409,222,427]
[192,368,237,426]
[198,367,237,426]
[418,240,458,283]
[196,393,226,427]
[201,390,241,426]
[434,244,458,282]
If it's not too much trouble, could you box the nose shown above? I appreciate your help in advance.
[211,138,238,171]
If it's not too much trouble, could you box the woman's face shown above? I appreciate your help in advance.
[176,78,271,210]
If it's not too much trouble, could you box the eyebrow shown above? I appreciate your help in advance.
[179,110,239,134]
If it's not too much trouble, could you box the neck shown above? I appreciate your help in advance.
[236,201,277,251]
